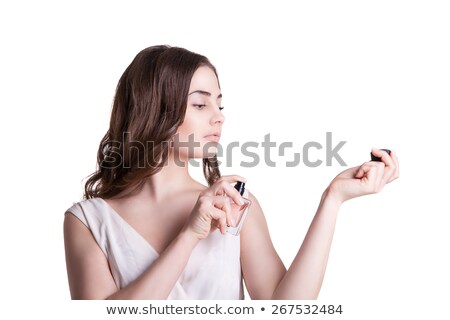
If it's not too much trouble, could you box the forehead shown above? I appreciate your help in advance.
[189,66,220,91]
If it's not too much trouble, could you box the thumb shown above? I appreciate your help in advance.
[354,166,365,179]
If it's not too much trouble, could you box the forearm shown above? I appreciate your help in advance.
[106,229,199,300]
[272,188,341,299]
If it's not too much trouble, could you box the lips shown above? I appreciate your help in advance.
[204,132,221,142]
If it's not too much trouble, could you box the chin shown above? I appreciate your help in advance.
[176,149,218,161]
[201,144,219,157]
[195,150,219,159]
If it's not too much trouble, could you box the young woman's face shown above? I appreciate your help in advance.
[174,66,225,160]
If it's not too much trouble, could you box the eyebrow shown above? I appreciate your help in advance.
[188,90,222,99]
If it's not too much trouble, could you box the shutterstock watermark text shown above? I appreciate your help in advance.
[100,132,347,169]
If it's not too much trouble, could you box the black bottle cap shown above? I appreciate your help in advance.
[234,181,246,196]
[370,149,391,162]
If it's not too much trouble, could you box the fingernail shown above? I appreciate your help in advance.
[238,198,245,206]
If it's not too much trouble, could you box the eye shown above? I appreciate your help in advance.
[193,104,206,110]
[219,106,224,111]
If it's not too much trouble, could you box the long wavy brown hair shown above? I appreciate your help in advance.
[83,45,221,200]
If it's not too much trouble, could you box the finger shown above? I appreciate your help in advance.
[369,150,391,185]
[390,150,400,180]
[212,195,232,226]
[371,148,396,184]
[365,161,386,191]
[354,162,378,179]
[216,175,247,185]
[371,148,394,167]
[220,182,245,206]
[208,206,228,234]
[202,175,247,197]
[208,178,246,206]
[355,162,384,193]
[354,163,372,180]
[355,165,365,179]
[374,162,386,190]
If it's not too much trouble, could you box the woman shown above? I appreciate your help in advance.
[64,45,399,300]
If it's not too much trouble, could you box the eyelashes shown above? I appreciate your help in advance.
[193,104,225,111]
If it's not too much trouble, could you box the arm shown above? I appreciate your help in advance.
[240,192,287,299]
[240,190,338,300]
[271,188,340,299]
[64,212,199,299]
[241,149,399,299]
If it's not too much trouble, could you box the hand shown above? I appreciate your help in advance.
[183,175,247,240]
[328,148,400,205]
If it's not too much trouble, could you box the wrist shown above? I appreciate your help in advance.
[178,226,201,249]
[322,184,344,209]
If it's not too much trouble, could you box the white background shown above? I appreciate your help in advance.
[1,0,449,319]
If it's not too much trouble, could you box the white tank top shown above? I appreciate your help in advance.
[66,198,244,299]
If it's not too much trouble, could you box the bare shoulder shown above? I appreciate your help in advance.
[241,190,269,235]
[246,190,262,207]
[63,210,117,299]
[63,210,91,242]
[63,210,100,261]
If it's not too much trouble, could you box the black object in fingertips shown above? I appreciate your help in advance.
[370,149,391,162]
[234,181,245,196]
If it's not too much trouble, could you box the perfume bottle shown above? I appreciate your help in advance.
[226,181,252,236]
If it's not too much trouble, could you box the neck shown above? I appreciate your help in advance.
[126,151,197,202]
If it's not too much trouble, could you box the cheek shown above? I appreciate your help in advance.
[176,110,203,141]
[173,112,216,159]
[176,119,197,141]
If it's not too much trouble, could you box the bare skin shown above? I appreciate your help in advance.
[64,66,399,300]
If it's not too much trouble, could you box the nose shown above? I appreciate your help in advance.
[210,107,225,126]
